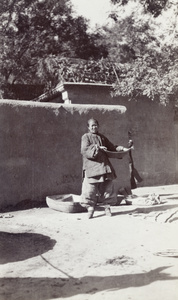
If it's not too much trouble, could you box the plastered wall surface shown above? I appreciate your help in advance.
[0,100,128,209]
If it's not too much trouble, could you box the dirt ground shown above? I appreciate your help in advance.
[0,185,178,300]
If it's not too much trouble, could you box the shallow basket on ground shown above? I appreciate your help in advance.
[46,194,87,213]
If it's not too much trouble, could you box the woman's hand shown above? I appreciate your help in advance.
[99,146,107,151]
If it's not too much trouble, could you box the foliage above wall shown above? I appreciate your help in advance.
[107,0,178,105]
[0,0,177,106]
[0,0,107,96]
[110,0,168,17]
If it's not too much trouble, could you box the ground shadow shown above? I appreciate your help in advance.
[0,232,56,264]
[112,210,137,217]
[0,266,177,300]
[132,203,178,213]
[88,206,135,218]
[0,199,47,213]
[111,203,178,217]
[165,196,178,200]
[79,202,178,218]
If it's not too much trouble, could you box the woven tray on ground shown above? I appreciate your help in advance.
[46,194,87,213]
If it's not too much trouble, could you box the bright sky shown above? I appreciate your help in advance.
[71,0,113,27]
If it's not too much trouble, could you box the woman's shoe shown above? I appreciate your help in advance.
[105,207,112,217]
[87,207,95,219]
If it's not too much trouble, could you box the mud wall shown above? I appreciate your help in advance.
[0,100,128,209]
[0,90,177,210]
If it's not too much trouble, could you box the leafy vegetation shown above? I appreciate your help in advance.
[0,0,177,105]
[0,0,107,97]
[110,0,168,17]
[107,0,178,105]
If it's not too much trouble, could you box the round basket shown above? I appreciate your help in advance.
[46,194,87,213]
[104,149,130,159]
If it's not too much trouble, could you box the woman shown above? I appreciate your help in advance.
[80,118,124,219]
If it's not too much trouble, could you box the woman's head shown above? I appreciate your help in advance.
[87,118,99,134]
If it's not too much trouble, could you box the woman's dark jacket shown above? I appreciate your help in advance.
[81,132,117,179]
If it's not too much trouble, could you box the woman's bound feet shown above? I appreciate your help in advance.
[87,206,95,219]
[105,206,112,217]
[87,206,112,219]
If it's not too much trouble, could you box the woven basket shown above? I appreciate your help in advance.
[104,149,130,159]
[46,194,87,213]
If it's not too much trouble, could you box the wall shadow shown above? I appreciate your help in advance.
[0,266,177,299]
[1,199,47,213]
[0,232,56,264]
